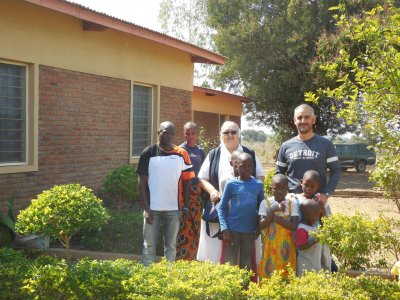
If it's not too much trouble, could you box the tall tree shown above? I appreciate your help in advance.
[207,0,391,136]
[158,0,217,86]
[307,1,400,210]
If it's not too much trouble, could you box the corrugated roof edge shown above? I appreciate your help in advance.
[23,0,225,65]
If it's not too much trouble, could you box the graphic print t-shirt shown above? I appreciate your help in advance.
[136,144,194,211]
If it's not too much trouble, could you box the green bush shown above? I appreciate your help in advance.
[68,258,139,299]
[314,213,382,270]
[0,248,30,299]
[121,259,250,299]
[103,165,139,209]
[21,256,69,299]
[1,249,400,299]
[81,209,163,255]
[246,270,400,300]
[16,184,110,263]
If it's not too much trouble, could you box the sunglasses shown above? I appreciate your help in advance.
[222,130,238,136]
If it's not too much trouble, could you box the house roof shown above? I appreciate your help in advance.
[24,0,225,65]
[193,86,251,103]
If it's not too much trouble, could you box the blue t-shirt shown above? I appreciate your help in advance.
[180,143,205,184]
[217,177,264,233]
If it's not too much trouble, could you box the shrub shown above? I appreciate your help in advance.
[15,184,110,263]
[375,215,400,263]
[246,270,400,300]
[0,248,30,299]
[313,213,382,270]
[68,258,139,299]
[2,248,400,299]
[103,165,139,209]
[122,259,250,299]
[21,256,69,299]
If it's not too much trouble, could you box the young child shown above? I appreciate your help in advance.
[259,174,299,278]
[295,199,324,276]
[217,152,264,271]
[295,170,331,275]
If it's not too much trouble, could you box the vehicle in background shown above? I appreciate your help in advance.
[334,143,376,173]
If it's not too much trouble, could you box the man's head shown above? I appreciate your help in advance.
[183,122,199,147]
[301,170,320,199]
[220,121,240,151]
[158,121,175,149]
[271,174,289,202]
[236,152,254,181]
[300,198,321,226]
[293,104,316,135]
[230,150,243,177]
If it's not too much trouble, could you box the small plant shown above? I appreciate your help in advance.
[103,165,139,209]
[0,192,16,247]
[198,127,219,154]
[263,169,276,197]
[15,184,110,263]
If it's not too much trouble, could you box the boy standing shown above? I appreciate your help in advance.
[217,152,264,270]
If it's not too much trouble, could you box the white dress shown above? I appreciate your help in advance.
[196,143,265,264]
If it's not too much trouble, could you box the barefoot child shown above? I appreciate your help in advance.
[259,174,299,278]
[217,152,264,271]
[295,199,325,276]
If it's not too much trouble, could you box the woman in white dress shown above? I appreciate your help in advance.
[197,121,265,265]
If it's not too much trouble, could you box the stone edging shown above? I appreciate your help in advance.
[333,189,384,198]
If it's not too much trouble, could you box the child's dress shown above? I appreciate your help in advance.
[259,194,298,278]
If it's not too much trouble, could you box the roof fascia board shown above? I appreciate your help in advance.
[193,86,251,103]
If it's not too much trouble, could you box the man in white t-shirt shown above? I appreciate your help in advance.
[136,121,195,266]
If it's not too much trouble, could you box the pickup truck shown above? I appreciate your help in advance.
[334,143,376,173]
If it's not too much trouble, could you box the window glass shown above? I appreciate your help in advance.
[0,63,26,164]
[132,85,152,156]
[356,144,369,152]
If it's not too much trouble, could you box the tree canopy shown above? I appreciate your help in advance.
[207,0,395,136]
[307,0,400,210]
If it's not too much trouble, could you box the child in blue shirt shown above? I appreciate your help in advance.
[217,152,264,271]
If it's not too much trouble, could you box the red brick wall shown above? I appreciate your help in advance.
[194,111,220,141]
[0,66,131,211]
[229,115,241,128]
[159,86,192,144]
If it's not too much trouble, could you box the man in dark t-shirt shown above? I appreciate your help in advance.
[276,104,341,206]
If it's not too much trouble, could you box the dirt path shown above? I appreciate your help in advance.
[332,167,399,219]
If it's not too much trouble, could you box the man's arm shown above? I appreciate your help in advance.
[275,146,287,175]
[322,142,341,204]
[139,174,153,224]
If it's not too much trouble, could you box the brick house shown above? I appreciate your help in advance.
[0,0,227,209]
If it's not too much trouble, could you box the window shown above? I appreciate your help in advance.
[0,62,27,165]
[132,84,153,157]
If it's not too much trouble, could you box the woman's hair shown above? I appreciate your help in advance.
[219,121,241,143]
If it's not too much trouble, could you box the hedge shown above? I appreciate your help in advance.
[1,248,399,299]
